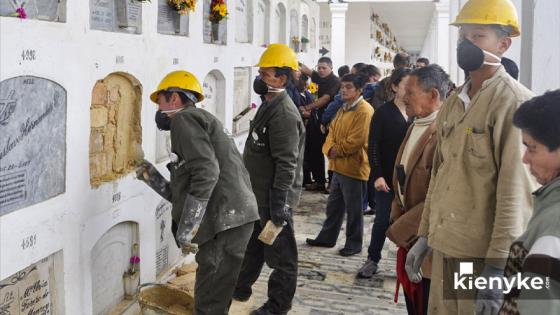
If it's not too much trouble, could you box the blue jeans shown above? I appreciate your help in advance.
[362,174,376,210]
[367,190,394,262]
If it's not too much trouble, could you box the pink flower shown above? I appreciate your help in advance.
[16,7,27,19]
[251,103,257,109]
[130,256,140,264]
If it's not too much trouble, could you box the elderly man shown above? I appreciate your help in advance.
[385,64,451,315]
[405,1,537,314]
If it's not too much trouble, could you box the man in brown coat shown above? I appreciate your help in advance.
[386,64,450,315]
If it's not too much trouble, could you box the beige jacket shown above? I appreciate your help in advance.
[418,66,537,265]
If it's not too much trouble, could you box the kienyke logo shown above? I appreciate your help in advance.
[453,262,550,294]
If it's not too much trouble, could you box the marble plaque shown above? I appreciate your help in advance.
[232,68,253,135]
[200,73,218,117]
[310,18,316,48]
[157,0,189,36]
[255,0,269,46]
[235,0,250,43]
[155,200,173,276]
[116,0,142,32]
[155,130,171,163]
[90,0,115,32]
[0,76,66,216]
[274,4,286,44]
[0,255,58,315]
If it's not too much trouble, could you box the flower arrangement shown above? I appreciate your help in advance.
[291,36,300,45]
[168,0,197,15]
[308,82,318,95]
[127,255,140,274]
[15,7,26,19]
[209,0,228,23]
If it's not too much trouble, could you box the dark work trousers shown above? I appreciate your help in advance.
[304,116,326,185]
[234,217,298,313]
[403,278,431,315]
[361,174,376,210]
[313,172,365,250]
[367,190,394,263]
[194,222,255,315]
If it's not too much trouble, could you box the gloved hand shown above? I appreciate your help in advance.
[475,265,504,315]
[269,189,290,227]
[405,236,431,283]
[135,159,172,201]
[181,243,199,255]
[175,194,208,248]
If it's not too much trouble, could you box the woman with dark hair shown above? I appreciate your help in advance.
[500,90,560,315]
[306,73,374,256]
[358,67,412,277]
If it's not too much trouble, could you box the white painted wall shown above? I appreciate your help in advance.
[0,0,319,314]
[345,3,373,68]
[528,0,560,95]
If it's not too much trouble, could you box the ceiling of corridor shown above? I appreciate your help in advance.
[368,0,435,53]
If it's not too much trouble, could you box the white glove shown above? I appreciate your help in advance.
[405,236,431,283]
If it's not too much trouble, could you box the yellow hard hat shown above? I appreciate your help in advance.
[150,70,204,103]
[451,0,520,37]
[255,43,299,71]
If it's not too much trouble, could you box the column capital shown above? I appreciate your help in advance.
[434,0,450,14]
[329,2,348,15]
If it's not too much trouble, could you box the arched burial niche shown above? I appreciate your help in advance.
[200,70,226,124]
[310,18,316,49]
[289,9,299,51]
[0,76,67,216]
[272,3,286,44]
[91,221,139,314]
[89,72,142,188]
[0,0,66,21]
[255,0,270,47]
[301,14,309,52]
[89,0,142,34]
[235,0,253,43]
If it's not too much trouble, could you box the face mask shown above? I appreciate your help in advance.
[253,77,286,96]
[457,39,502,72]
[155,110,172,131]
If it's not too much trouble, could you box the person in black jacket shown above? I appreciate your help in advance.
[357,67,412,278]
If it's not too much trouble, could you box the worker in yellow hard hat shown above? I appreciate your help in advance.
[232,44,305,315]
[138,70,260,314]
[404,1,537,314]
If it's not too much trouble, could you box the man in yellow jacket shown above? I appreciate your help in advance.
[405,1,536,314]
[306,73,374,256]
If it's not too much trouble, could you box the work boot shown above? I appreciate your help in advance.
[232,290,251,302]
[339,247,362,257]
[250,305,287,315]
[357,259,378,278]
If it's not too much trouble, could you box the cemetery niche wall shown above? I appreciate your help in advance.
[90,0,142,34]
[289,9,299,51]
[0,0,66,22]
[89,72,143,188]
[0,76,67,216]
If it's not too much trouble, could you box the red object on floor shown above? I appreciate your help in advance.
[394,247,425,315]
